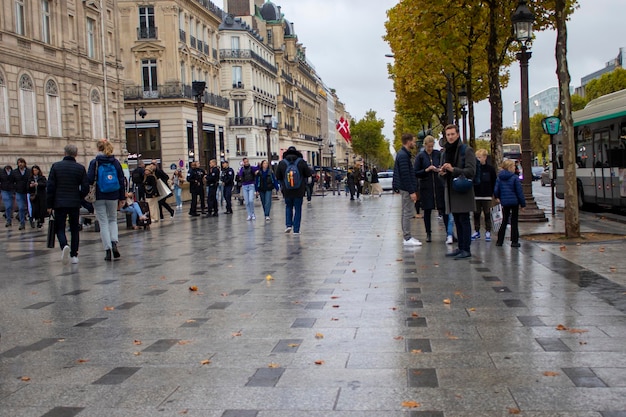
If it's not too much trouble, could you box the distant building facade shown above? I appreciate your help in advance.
[575,47,625,97]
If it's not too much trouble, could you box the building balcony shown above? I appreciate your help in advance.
[197,40,203,52]
[190,36,196,49]
[282,96,295,108]
[229,117,253,127]
[179,30,186,43]
[219,49,277,74]
[236,151,248,156]
[137,26,158,40]
[232,81,244,89]
[195,0,224,20]
[124,83,229,110]
[282,70,294,84]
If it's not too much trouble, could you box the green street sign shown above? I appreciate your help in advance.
[541,116,561,135]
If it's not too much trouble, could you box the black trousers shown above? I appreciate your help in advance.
[453,212,472,253]
[207,185,218,214]
[189,189,201,214]
[223,185,233,212]
[55,207,80,257]
[423,208,447,234]
[158,198,174,219]
[497,206,519,244]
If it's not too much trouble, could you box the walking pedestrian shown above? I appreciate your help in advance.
[12,158,30,230]
[440,124,476,259]
[220,160,235,214]
[275,146,312,235]
[205,159,220,217]
[305,170,316,202]
[28,165,47,228]
[471,149,497,242]
[87,139,126,261]
[1,164,14,227]
[187,161,205,216]
[151,159,175,220]
[143,165,160,224]
[494,159,526,248]
[238,158,259,220]
[414,135,447,243]
[392,133,422,247]
[46,144,89,264]
[256,160,279,220]
[370,166,383,197]
[171,168,184,209]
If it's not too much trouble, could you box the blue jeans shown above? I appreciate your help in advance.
[447,213,455,237]
[120,202,144,226]
[94,199,119,251]
[1,190,14,224]
[174,185,182,207]
[15,193,28,225]
[242,183,256,217]
[284,196,303,232]
[259,190,272,217]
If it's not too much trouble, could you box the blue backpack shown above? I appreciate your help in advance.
[97,162,120,193]
[460,144,481,186]
[283,157,303,190]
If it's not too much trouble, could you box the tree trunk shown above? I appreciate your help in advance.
[487,0,503,167]
[555,0,580,237]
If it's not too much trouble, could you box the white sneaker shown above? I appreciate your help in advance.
[247,216,252,221]
[251,215,256,220]
[403,237,422,246]
[71,256,79,264]
[61,245,70,264]
[293,232,300,236]
[265,216,270,221]
[285,227,292,233]
[446,235,454,245]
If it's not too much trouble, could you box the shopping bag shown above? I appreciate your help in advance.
[490,203,503,234]
[47,213,56,248]
[156,178,173,201]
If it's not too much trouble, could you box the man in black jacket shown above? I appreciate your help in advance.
[1,164,14,227]
[392,133,422,247]
[205,159,220,217]
[275,146,312,235]
[12,158,31,230]
[220,160,235,214]
[186,161,205,216]
[46,145,89,264]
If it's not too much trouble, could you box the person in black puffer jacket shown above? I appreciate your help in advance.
[471,149,497,242]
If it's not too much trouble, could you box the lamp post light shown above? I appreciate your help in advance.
[512,0,546,222]
[317,137,324,197]
[328,143,334,170]
[134,106,147,165]
[458,87,468,142]
[263,114,273,164]
[345,152,349,171]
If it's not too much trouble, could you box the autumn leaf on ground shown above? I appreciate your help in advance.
[133,352,141,356]
[43,320,52,324]
[315,333,324,339]
[556,324,569,331]
[396,258,403,262]
[20,376,31,382]
[332,305,340,308]
[186,319,196,323]
[314,360,325,365]
[189,285,198,291]
[559,245,567,251]
[200,359,211,365]
[160,275,167,280]
[287,343,300,348]
[394,336,404,341]
[390,307,398,311]
[330,318,339,321]
[443,298,451,304]
[568,328,588,334]
[179,409,189,414]
[231,331,242,337]
[599,247,605,252]
[268,363,280,368]
[411,349,423,354]
[76,359,89,364]
[508,408,521,414]
[178,340,191,345]
[266,274,274,280]
[411,312,420,317]
[446,332,459,340]
[352,269,356,273]
[330,296,340,299]
[104,306,115,311]
[133,340,142,345]
[220,293,229,297]
[468,308,476,312]
[610,266,617,272]
[401,401,421,408]
[543,371,560,377]
[579,341,588,345]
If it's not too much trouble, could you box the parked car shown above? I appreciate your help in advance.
[377,171,394,191]
[531,166,544,181]
[541,167,551,186]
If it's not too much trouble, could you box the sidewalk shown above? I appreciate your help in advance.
[0,193,625,416]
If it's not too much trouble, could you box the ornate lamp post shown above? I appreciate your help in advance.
[263,114,273,164]
[345,152,349,171]
[512,0,546,222]
[317,137,324,196]
[328,143,334,169]
[134,106,147,165]
[192,81,206,168]
[458,87,468,142]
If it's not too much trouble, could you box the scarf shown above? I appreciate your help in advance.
[444,139,460,164]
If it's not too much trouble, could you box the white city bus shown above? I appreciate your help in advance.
[554,88,626,208]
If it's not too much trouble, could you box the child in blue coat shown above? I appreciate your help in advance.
[493,159,526,247]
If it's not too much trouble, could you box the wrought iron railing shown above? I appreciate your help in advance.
[124,83,229,110]
[137,26,158,40]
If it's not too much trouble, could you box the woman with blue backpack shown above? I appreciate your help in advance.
[87,139,125,261]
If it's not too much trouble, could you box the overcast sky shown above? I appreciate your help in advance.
[254,0,626,141]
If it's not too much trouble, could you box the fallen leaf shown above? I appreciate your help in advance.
[315,333,324,339]
[556,324,569,331]
[133,340,142,345]
[330,296,340,299]
[133,352,141,356]
[508,408,521,414]
[186,319,196,323]
[221,293,229,297]
[43,320,52,324]
[352,269,356,273]
[200,359,211,365]
[104,306,115,311]
[468,308,476,312]
[599,247,605,252]
[411,349,423,354]
[232,331,242,337]
[332,305,340,308]
[160,275,167,280]
[401,401,421,408]
[609,266,617,272]
[411,312,420,317]
[314,360,325,365]
[189,286,198,291]
[76,359,89,364]
[443,298,451,304]
[568,328,588,334]
[390,307,398,311]
[268,363,280,368]
[396,258,403,262]
[579,341,588,345]
[446,332,459,340]
[20,376,31,382]
[266,274,273,280]
[179,409,189,415]
[287,343,300,348]
[543,371,560,377]
[394,336,404,341]
[178,340,191,345]
[559,245,567,251]
[330,318,339,321]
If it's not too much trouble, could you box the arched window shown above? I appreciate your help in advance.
[46,79,62,137]
[0,72,8,134]
[90,88,104,139]
[19,74,37,135]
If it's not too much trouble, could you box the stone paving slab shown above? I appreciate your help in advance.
[1,193,626,416]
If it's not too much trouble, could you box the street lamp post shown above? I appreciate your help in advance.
[192,81,206,168]
[512,0,546,222]
[345,152,349,171]
[458,87,468,142]
[134,106,147,165]
[263,114,273,164]
[328,143,334,170]
[317,137,324,197]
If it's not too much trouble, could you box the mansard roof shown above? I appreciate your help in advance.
[260,1,281,21]
[220,14,264,42]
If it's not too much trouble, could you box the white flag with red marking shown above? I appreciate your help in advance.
[336,117,352,143]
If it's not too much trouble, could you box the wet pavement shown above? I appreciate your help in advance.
[1,188,626,417]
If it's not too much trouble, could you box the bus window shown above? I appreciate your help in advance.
[608,124,626,166]
[592,131,609,168]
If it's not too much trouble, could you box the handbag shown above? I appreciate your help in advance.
[452,175,474,193]
[85,161,97,203]
[490,203,503,233]
[47,212,56,248]
[156,178,173,201]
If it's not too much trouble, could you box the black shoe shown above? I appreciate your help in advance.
[426,233,432,243]
[446,249,462,257]
[5,222,10,228]
[212,213,218,217]
[37,222,42,228]
[511,242,521,248]
[30,219,35,228]
[111,242,120,258]
[104,249,112,261]
[18,224,25,230]
[454,250,472,260]
[189,212,200,217]
[495,242,503,247]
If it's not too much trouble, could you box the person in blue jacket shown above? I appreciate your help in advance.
[494,159,526,248]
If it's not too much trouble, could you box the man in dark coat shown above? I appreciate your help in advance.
[187,161,205,216]
[204,159,220,217]
[12,158,31,230]
[440,124,476,259]
[392,133,422,246]
[275,146,312,234]
[220,160,235,214]
[0,164,14,227]
[46,144,89,264]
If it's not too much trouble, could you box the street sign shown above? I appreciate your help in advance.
[541,116,561,135]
